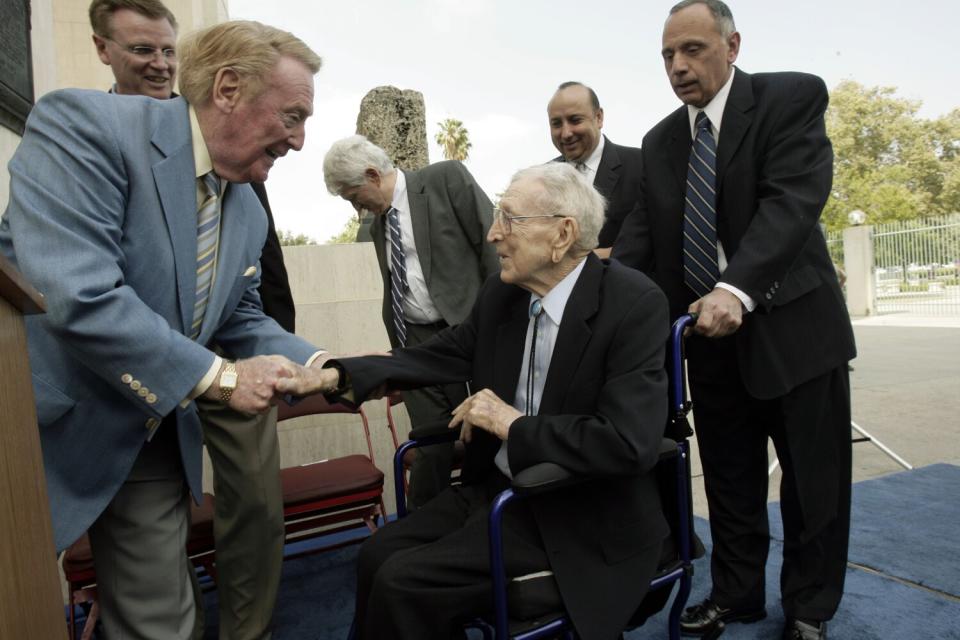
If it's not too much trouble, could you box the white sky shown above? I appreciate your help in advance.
[228,0,960,243]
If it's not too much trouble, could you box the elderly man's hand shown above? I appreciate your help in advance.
[688,288,744,338]
[274,362,341,397]
[205,355,298,414]
[449,389,523,443]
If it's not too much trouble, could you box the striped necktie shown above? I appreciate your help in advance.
[191,172,221,339]
[683,111,720,298]
[386,206,409,346]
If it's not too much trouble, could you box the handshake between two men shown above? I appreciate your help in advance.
[202,354,344,415]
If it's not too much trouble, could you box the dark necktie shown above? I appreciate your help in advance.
[526,299,544,416]
[683,111,720,298]
[386,206,409,346]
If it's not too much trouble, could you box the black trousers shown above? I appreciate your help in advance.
[401,320,469,508]
[688,336,852,622]
[354,476,549,640]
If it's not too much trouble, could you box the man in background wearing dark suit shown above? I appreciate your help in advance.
[90,3,300,636]
[613,2,855,639]
[548,81,642,258]
[323,135,499,508]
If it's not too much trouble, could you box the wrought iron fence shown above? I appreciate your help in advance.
[872,214,960,316]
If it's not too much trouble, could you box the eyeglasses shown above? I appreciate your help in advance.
[106,37,176,60]
[493,207,565,235]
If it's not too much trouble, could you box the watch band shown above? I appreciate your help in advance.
[219,361,238,404]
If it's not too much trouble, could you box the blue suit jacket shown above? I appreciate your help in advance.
[0,89,318,550]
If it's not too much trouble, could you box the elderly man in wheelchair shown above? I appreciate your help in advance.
[290,162,689,640]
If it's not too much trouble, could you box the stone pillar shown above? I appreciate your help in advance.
[356,86,429,170]
[843,224,875,317]
[354,86,429,242]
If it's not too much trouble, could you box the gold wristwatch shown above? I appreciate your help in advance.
[219,361,238,404]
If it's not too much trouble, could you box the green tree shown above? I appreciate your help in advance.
[435,118,472,162]
[276,229,317,246]
[823,81,960,230]
[327,216,360,244]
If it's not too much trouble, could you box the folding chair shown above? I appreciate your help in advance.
[390,314,700,639]
[277,394,387,559]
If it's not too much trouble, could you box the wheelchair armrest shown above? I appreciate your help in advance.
[408,419,458,440]
[511,462,584,497]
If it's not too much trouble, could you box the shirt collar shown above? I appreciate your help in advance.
[581,134,605,173]
[687,66,736,138]
[189,105,214,181]
[391,169,407,211]
[533,257,587,325]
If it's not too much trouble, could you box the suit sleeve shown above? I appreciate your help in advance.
[508,283,669,478]
[720,75,833,310]
[4,91,213,419]
[610,153,655,272]
[445,162,500,279]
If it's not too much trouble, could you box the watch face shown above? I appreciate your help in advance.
[221,371,238,388]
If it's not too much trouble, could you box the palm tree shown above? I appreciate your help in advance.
[435,118,472,162]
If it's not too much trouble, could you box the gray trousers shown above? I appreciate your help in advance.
[402,321,469,509]
[88,418,197,640]
[197,399,285,640]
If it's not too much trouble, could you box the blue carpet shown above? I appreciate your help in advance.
[770,462,960,597]
[76,465,960,639]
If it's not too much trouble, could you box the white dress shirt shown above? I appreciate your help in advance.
[572,134,605,182]
[685,67,756,312]
[386,170,443,324]
[494,258,587,478]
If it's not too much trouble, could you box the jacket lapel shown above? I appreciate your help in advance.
[716,68,754,183]
[665,108,692,190]
[151,98,197,335]
[405,170,433,285]
[492,292,530,407]
[592,136,620,199]
[538,255,601,414]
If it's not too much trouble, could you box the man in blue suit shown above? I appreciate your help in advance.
[0,20,334,639]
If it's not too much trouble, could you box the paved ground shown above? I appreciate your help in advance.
[687,314,960,516]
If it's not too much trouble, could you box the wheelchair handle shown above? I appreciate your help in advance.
[670,313,698,415]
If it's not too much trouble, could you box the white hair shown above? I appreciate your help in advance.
[322,135,395,195]
[507,163,605,252]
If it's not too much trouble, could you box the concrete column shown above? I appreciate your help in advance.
[843,224,875,317]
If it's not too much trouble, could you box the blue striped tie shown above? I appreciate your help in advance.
[683,111,720,298]
[386,206,409,346]
[191,172,221,339]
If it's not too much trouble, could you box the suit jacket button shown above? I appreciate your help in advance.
[145,418,160,430]
[138,387,150,398]
[131,380,142,391]
[121,373,133,384]
[146,393,158,405]
[765,293,773,300]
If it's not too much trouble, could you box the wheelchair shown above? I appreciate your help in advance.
[388,314,700,640]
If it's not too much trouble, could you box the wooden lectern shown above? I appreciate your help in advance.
[0,254,67,639]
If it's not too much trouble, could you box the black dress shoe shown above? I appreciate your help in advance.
[680,597,766,636]
[782,618,826,640]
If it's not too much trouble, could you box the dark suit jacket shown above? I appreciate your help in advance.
[250,182,296,333]
[370,160,500,347]
[612,69,855,399]
[339,255,670,640]
[554,135,643,247]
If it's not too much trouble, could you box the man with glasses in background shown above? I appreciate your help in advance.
[87,3,302,637]
[323,135,499,510]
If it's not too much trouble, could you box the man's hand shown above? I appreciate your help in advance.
[688,288,744,338]
[204,355,298,414]
[274,364,341,397]
[449,389,522,443]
